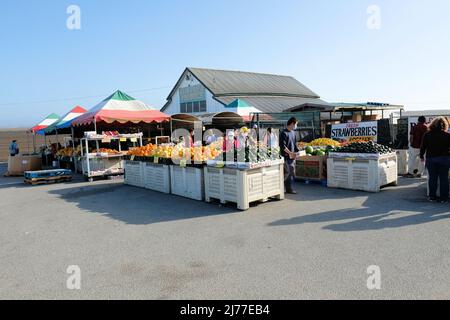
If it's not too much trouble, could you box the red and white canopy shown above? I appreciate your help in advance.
[72,90,169,126]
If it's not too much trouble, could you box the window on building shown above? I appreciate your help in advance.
[186,102,193,113]
[200,100,207,112]
[193,101,200,113]
[180,100,207,113]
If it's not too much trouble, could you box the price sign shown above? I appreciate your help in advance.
[130,155,135,161]
[130,138,137,143]
[153,156,159,164]
[180,160,187,167]
[120,138,127,142]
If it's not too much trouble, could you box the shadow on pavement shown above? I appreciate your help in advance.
[48,183,238,225]
[269,178,450,231]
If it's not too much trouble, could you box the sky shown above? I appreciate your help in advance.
[0,0,449,128]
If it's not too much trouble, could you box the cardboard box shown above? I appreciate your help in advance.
[295,155,327,180]
[352,114,362,122]
[6,154,42,176]
[363,115,380,121]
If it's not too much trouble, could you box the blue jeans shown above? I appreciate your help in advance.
[426,157,450,200]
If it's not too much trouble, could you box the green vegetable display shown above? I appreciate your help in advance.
[334,141,393,154]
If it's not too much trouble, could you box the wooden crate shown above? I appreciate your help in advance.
[327,152,398,192]
[170,166,204,201]
[124,160,144,188]
[204,162,285,210]
[143,162,171,194]
[295,155,327,181]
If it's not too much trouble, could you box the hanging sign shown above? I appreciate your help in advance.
[331,121,378,142]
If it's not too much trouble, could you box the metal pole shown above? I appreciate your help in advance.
[33,133,36,153]
[71,127,75,147]
[170,118,173,142]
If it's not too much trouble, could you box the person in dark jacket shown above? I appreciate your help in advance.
[407,116,428,177]
[420,117,450,202]
[280,117,299,194]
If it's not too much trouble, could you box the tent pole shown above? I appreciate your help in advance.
[33,133,36,153]
[71,127,75,147]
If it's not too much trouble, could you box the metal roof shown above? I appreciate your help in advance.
[401,109,450,117]
[216,96,329,113]
[188,67,320,98]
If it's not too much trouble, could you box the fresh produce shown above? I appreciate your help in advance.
[305,146,328,156]
[56,145,82,157]
[334,141,393,154]
[127,142,222,162]
[93,148,121,154]
[305,146,314,155]
[127,144,157,157]
[173,141,223,162]
[308,138,341,147]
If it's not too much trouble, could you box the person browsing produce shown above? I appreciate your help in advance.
[280,117,299,194]
[407,116,428,178]
[420,117,450,203]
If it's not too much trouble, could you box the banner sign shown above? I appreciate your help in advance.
[331,121,378,142]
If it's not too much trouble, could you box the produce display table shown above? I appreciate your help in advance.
[124,160,171,193]
[204,160,285,210]
[143,162,170,194]
[80,132,142,181]
[81,154,124,181]
[327,152,398,192]
[170,165,204,201]
[124,160,144,188]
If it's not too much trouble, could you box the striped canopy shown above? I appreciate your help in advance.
[31,113,60,133]
[225,99,262,121]
[72,90,169,126]
[37,106,87,135]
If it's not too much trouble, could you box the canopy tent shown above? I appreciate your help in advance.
[72,90,169,128]
[31,113,60,134]
[224,99,262,122]
[37,106,87,135]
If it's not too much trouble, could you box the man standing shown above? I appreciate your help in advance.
[407,116,428,177]
[280,117,299,194]
[8,140,19,157]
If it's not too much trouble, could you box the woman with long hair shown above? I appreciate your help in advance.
[420,117,450,202]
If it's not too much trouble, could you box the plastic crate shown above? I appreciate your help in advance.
[327,152,398,192]
[143,162,171,194]
[204,162,285,210]
[396,149,408,175]
[124,160,144,188]
[170,166,204,201]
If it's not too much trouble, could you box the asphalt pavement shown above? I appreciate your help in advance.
[0,163,449,299]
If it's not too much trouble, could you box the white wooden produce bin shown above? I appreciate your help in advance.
[143,162,171,194]
[396,149,408,175]
[327,152,398,192]
[170,166,204,201]
[124,160,144,188]
[204,162,285,210]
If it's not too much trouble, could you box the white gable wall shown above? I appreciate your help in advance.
[163,70,226,115]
